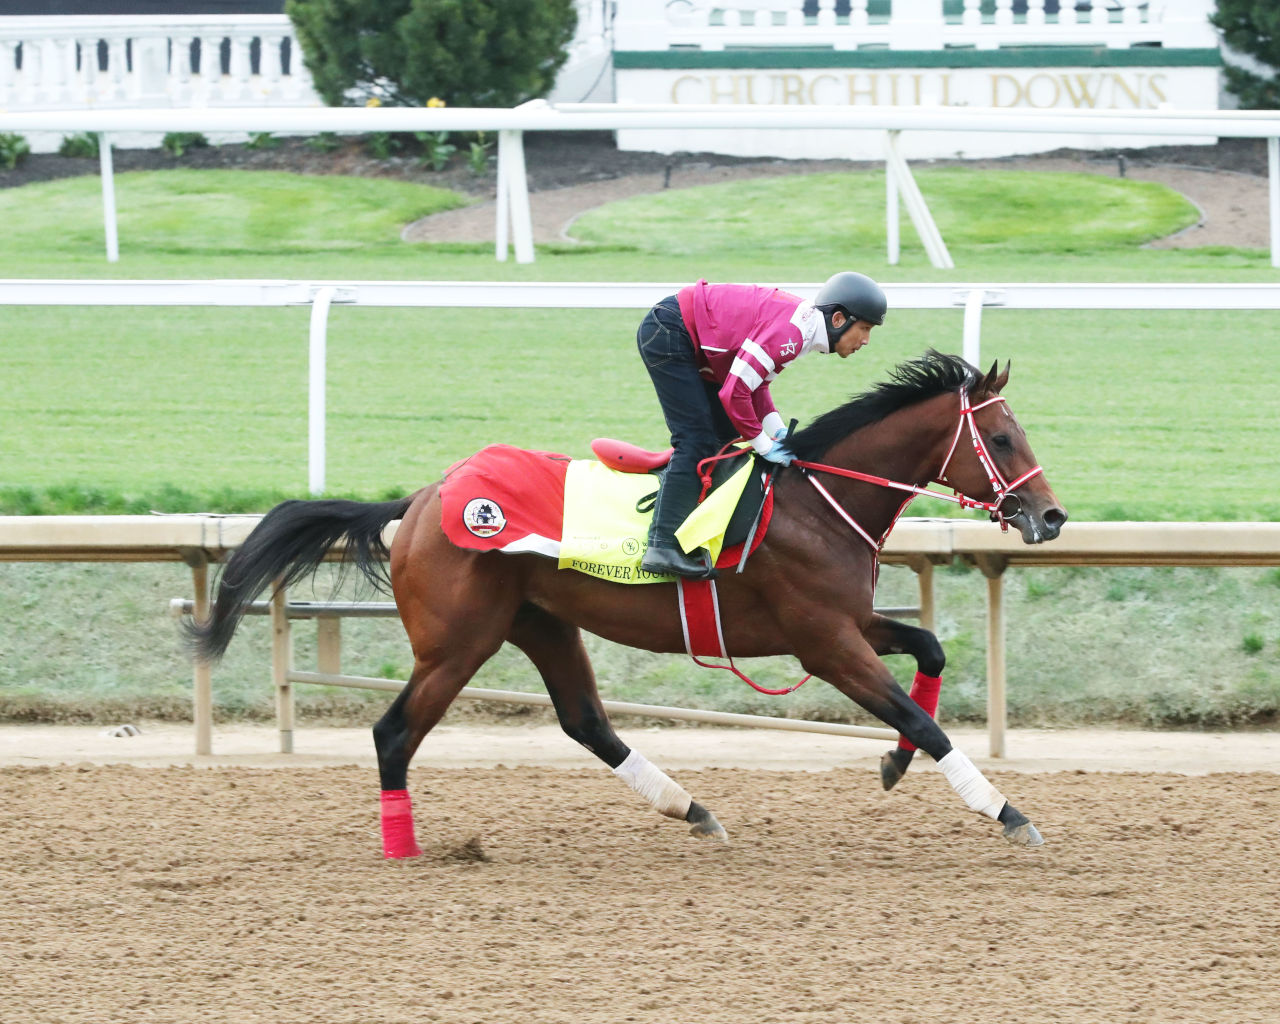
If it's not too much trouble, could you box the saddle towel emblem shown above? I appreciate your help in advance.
[462,497,507,538]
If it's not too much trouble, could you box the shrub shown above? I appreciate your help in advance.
[1213,1,1280,109]
[286,0,577,108]
[0,133,30,171]
[58,133,99,159]
[246,132,279,150]
[467,132,493,175]
[366,131,402,159]
[306,131,342,152]
[162,132,210,158]
[416,130,455,171]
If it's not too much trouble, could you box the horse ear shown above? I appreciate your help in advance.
[993,360,1010,394]
[981,359,1000,394]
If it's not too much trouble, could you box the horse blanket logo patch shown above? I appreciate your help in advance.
[462,497,507,538]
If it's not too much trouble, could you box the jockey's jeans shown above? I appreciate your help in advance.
[635,295,740,546]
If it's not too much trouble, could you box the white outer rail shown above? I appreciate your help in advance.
[8,516,1280,760]
[6,278,1280,494]
[4,103,1280,267]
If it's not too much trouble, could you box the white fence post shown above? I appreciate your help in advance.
[496,127,535,264]
[885,131,900,266]
[883,129,954,270]
[98,133,119,263]
[962,288,985,366]
[1270,137,1279,270]
[308,287,334,496]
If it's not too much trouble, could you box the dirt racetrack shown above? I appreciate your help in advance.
[5,746,1279,1024]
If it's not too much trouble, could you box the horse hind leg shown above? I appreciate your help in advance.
[373,552,524,859]
[506,604,727,842]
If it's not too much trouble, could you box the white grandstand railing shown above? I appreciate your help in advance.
[3,104,1280,269]
[615,0,1217,52]
[0,2,611,116]
[4,278,1280,497]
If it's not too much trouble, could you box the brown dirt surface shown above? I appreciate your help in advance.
[2,133,1270,250]
[4,723,1279,1024]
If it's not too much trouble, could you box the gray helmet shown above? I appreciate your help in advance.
[814,271,887,343]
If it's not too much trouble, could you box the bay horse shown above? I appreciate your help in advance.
[188,351,1066,857]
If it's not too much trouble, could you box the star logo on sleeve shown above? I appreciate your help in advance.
[780,340,797,357]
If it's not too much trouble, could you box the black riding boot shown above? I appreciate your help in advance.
[640,468,717,579]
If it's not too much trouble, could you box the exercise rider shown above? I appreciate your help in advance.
[636,271,888,579]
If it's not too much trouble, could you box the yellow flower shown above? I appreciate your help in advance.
[365,96,382,108]
[427,96,446,108]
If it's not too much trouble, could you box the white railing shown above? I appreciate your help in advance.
[0,15,321,117]
[615,0,1218,52]
[0,4,615,123]
[4,278,1280,496]
[6,513,1280,758]
[3,104,1279,269]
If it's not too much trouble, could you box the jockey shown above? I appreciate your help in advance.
[637,271,888,579]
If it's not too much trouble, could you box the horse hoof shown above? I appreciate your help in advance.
[689,818,729,842]
[1002,821,1044,848]
[879,747,915,791]
[686,801,729,842]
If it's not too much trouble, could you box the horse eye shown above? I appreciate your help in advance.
[992,434,1012,449]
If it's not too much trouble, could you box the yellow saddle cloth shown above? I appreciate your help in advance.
[558,456,753,584]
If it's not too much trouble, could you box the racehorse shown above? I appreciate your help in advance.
[188,350,1066,857]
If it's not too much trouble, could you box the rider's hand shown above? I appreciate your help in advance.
[771,425,790,441]
[761,441,795,466]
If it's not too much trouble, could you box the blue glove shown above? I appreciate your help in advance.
[761,440,795,466]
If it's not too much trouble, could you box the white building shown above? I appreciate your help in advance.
[0,0,1230,158]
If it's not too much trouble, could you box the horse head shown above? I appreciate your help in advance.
[937,359,1068,544]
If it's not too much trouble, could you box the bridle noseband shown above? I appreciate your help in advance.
[793,386,1044,550]
[935,388,1045,532]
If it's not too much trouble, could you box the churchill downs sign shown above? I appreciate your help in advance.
[613,47,1222,160]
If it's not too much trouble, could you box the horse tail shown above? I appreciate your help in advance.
[185,496,414,663]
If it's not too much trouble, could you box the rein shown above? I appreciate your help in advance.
[794,388,1044,552]
[674,389,1041,698]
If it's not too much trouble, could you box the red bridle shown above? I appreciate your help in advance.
[683,387,1043,697]
[794,387,1045,550]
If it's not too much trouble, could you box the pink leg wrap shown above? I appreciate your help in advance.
[897,672,943,753]
[380,789,422,859]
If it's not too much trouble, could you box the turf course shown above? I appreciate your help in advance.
[1,164,1279,727]
[1,166,1278,519]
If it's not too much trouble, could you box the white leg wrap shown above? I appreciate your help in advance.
[612,749,693,820]
[938,749,1006,820]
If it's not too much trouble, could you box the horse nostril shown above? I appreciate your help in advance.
[1043,507,1068,536]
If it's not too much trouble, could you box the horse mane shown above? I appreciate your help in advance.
[788,349,980,461]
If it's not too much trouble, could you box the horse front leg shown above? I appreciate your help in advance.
[802,635,1043,848]
[507,604,728,842]
[864,613,946,792]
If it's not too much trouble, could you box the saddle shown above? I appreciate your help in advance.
[439,442,773,582]
[589,438,768,554]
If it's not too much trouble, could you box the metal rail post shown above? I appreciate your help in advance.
[187,553,213,755]
[270,583,295,753]
[974,554,1008,758]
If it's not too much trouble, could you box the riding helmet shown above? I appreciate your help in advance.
[814,271,887,344]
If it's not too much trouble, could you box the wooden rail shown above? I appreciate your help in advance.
[5,515,1280,758]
